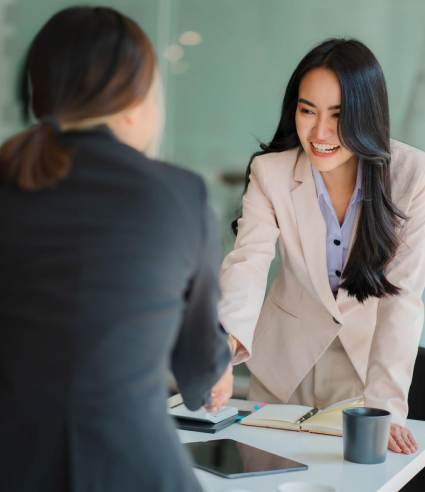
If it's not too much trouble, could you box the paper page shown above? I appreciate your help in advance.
[303,410,344,434]
[167,393,183,409]
[242,419,301,431]
[241,404,312,425]
[320,396,364,415]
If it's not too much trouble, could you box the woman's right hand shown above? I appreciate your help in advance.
[389,424,419,454]
[204,363,234,412]
[204,335,240,412]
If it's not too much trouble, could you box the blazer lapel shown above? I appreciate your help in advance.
[291,150,343,324]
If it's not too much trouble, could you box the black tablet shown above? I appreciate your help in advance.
[186,439,308,479]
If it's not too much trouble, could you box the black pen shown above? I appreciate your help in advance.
[296,407,320,425]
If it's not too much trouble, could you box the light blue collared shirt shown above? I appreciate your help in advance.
[311,160,363,295]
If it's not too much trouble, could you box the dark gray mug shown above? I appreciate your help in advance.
[343,407,391,464]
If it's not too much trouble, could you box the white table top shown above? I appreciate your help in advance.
[177,399,425,492]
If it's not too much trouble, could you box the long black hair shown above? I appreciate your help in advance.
[232,38,407,303]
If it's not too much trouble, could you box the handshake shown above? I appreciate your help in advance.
[204,334,241,412]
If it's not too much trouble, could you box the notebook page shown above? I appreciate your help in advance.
[320,396,364,415]
[241,404,312,425]
[302,411,344,436]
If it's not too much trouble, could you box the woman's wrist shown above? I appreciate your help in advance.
[227,334,241,357]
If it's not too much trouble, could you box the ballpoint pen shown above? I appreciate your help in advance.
[296,407,320,425]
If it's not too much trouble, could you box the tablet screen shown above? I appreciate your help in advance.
[185,439,308,478]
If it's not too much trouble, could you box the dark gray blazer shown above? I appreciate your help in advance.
[0,127,230,492]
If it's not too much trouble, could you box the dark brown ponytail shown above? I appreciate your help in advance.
[0,7,156,191]
[0,120,71,191]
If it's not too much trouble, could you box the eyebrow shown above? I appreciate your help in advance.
[298,98,341,111]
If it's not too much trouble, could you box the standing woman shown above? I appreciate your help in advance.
[218,38,425,454]
[0,7,231,492]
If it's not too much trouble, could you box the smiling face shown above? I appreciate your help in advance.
[295,67,358,172]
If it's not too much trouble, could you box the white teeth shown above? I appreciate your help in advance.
[311,142,339,153]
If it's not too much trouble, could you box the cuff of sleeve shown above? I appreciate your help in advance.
[231,346,250,365]
[221,327,252,365]
[363,396,407,427]
[220,324,253,363]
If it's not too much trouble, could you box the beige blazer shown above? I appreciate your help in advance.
[218,139,425,426]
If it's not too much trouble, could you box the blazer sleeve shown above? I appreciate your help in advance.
[364,167,425,426]
[171,194,230,411]
[218,156,281,364]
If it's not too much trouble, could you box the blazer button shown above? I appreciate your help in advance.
[334,239,341,246]
[333,317,341,324]
[335,270,341,277]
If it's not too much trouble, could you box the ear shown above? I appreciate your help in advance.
[119,104,140,128]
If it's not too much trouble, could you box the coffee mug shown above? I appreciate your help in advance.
[343,407,391,464]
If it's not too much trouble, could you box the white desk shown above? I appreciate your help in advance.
[178,399,425,492]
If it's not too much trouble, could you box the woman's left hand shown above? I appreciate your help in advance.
[389,424,419,454]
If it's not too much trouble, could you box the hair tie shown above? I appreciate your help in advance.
[40,116,61,134]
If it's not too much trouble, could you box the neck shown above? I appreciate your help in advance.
[320,155,359,195]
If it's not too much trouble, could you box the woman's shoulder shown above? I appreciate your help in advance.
[390,139,425,202]
[251,148,301,186]
[65,129,208,212]
[151,157,208,203]
[390,139,425,176]
[253,148,299,167]
[70,129,206,195]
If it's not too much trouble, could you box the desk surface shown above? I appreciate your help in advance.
[178,399,425,492]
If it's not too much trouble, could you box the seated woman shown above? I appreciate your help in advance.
[0,6,231,492]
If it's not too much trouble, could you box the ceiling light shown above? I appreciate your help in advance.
[179,31,202,46]
[164,45,184,61]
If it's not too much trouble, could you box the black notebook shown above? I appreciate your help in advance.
[174,415,238,434]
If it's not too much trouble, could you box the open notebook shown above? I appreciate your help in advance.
[241,396,364,437]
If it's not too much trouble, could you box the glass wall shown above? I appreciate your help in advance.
[2,0,425,350]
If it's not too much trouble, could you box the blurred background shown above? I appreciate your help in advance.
[2,0,425,396]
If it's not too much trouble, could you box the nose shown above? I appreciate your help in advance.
[313,115,334,141]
